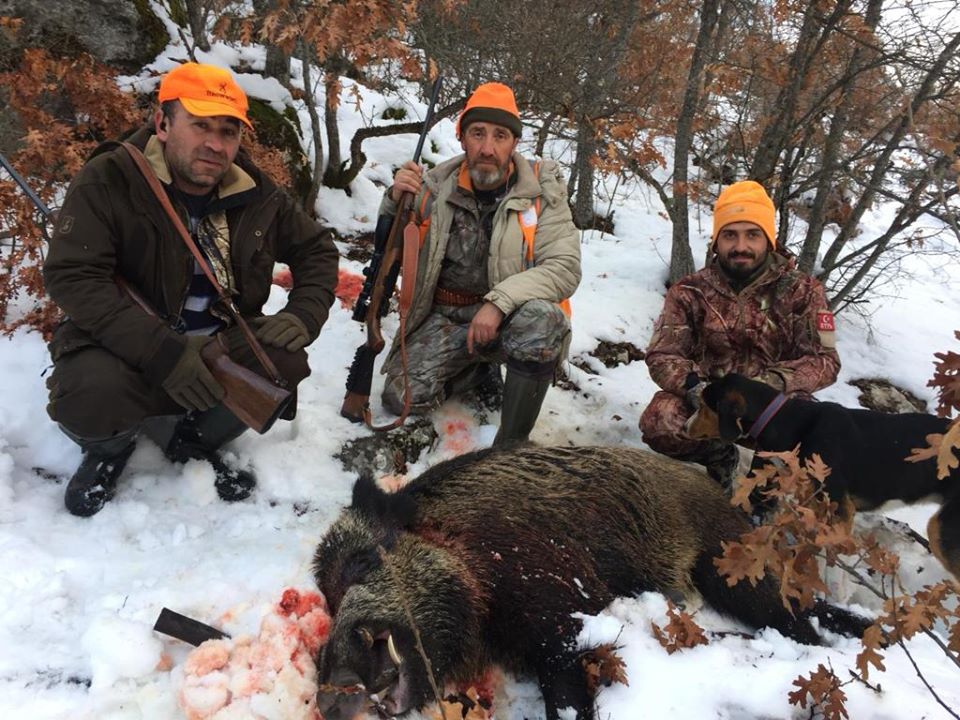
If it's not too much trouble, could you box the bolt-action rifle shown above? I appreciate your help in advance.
[1,149,290,434]
[341,76,443,430]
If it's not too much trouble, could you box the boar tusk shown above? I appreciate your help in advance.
[386,632,403,666]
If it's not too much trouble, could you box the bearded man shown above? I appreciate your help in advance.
[639,180,840,485]
[378,82,581,444]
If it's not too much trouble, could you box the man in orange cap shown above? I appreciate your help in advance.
[640,180,839,486]
[43,62,339,516]
[380,82,581,444]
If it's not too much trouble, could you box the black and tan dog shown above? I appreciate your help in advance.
[686,372,960,580]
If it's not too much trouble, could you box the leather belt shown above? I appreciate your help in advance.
[434,286,485,306]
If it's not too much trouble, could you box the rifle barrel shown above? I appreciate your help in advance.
[0,151,52,219]
[412,76,444,165]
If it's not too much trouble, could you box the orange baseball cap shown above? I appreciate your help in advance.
[158,62,253,129]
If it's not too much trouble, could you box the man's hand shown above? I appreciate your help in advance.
[467,302,505,354]
[389,161,423,203]
[162,335,225,412]
[252,312,309,351]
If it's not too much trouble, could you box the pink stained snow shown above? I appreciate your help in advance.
[178,588,331,720]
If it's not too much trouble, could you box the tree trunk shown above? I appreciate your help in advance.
[535,113,556,158]
[297,43,324,217]
[183,0,210,52]
[321,69,345,189]
[251,0,289,84]
[797,0,883,274]
[749,2,851,183]
[571,120,596,228]
[669,0,721,285]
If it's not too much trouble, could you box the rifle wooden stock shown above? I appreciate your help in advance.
[116,277,290,434]
[201,335,292,434]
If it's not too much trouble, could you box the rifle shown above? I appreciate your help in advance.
[341,76,444,429]
[1,149,291,434]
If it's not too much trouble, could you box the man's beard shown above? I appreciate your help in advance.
[718,250,767,280]
[468,160,508,189]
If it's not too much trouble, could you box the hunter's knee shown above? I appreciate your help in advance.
[500,299,569,364]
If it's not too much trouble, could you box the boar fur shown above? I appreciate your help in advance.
[313,444,867,720]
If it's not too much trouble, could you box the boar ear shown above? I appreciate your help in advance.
[351,474,417,529]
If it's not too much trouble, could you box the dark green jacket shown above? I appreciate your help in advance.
[44,126,339,383]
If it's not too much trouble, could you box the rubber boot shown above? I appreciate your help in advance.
[63,430,138,517]
[492,364,552,446]
[165,405,256,502]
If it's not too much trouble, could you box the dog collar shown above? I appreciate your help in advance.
[747,393,787,439]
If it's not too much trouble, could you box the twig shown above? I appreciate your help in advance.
[895,636,960,719]
[376,545,451,719]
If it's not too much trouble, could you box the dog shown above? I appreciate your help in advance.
[686,373,960,579]
[313,444,869,720]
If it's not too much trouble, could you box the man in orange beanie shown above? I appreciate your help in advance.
[377,82,581,445]
[640,180,839,487]
[44,62,339,516]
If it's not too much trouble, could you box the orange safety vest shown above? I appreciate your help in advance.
[416,160,572,317]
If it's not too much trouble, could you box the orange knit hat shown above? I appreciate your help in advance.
[158,63,253,129]
[456,82,522,139]
[712,180,776,247]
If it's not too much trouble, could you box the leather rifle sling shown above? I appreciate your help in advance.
[120,142,285,387]
[368,205,420,431]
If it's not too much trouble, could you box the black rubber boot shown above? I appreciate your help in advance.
[493,362,553,446]
[63,431,137,517]
[165,405,256,502]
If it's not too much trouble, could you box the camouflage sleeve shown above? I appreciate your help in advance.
[644,283,703,394]
[766,276,840,395]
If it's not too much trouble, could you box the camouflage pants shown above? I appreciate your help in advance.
[382,299,569,415]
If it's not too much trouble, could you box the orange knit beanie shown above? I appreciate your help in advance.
[712,180,776,247]
[456,82,522,139]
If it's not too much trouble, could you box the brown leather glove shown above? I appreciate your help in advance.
[252,312,309,351]
[162,335,225,411]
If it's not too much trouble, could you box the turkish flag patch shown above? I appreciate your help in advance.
[817,311,836,332]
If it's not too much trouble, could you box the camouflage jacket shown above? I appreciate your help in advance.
[645,253,840,396]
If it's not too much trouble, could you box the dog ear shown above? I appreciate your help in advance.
[717,392,747,441]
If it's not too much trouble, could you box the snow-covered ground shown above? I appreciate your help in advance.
[2,38,960,720]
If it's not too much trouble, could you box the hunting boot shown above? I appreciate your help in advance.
[493,361,553,446]
[63,430,137,517]
[165,405,256,502]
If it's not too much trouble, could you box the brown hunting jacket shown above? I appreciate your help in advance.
[43,125,338,384]
[645,253,840,396]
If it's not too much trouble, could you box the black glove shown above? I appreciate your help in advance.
[683,372,707,410]
[162,335,225,412]
[252,312,309,351]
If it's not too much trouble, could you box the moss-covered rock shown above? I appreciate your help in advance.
[247,98,312,202]
[0,1,169,72]
[131,0,171,61]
